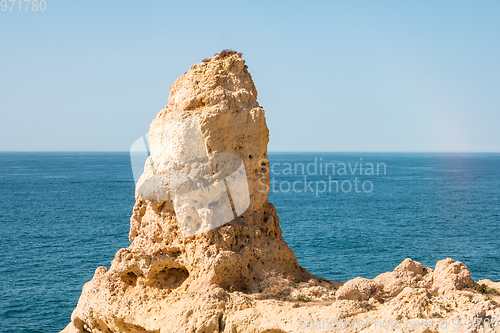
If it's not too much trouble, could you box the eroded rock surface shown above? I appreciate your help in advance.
[62,51,500,333]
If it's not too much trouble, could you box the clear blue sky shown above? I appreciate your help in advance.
[1,0,499,152]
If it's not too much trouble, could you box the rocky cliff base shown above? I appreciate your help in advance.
[62,256,500,333]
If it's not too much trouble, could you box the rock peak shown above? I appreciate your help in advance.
[163,49,257,122]
[203,49,244,62]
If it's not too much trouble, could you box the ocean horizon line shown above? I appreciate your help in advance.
[1,150,500,154]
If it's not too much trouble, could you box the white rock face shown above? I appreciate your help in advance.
[133,115,250,237]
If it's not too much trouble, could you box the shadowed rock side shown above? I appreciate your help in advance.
[62,51,500,333]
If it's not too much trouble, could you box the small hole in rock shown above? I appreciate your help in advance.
[121,272,138,286]
[147,267,189,290]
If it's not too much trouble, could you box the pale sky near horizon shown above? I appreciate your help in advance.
[1,1,499,152]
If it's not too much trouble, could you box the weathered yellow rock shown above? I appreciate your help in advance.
[62,51,500,333]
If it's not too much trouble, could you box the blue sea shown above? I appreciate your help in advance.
[1,152,499,332]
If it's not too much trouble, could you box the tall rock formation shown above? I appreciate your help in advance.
[62,51,500,333]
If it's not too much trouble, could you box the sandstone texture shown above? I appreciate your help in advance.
[62,51,500,333]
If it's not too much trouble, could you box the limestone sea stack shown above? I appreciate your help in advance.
[62,51,500,333]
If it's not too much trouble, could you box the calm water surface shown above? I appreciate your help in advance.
[1,152,499,332]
